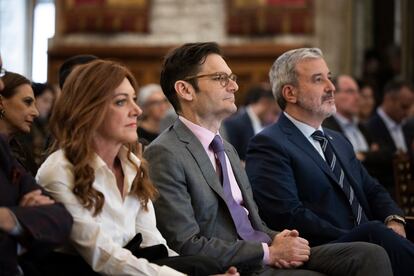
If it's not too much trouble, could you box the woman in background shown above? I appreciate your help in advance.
[29,82,57,164]
[0,54,72,276]
[36,59,236,276]
[357,81,376,123]
[137,84,171,143]
[0,71,39,175]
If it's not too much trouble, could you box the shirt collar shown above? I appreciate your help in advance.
[284,111,323,139]
[334,113,357,128]
[246,106,263,134]
[179,116,219,152]
[91,146,141,194]
[377,107,399,130]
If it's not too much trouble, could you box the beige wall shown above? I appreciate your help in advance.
[52,0,358,76]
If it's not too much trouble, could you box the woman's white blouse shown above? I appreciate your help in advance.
[36,148,184,276]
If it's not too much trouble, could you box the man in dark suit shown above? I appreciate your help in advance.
[366,79,414,194]
[246,47,414,276]
[0,55,73,276]
[144,42,393,276]
[322,75,391,190]
[322,75,377,157]
[224,85,279,161]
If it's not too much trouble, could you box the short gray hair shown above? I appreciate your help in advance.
[138,84,163,106]
[269,48,323,110]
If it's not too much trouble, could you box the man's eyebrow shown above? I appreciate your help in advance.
[311,73,323,78]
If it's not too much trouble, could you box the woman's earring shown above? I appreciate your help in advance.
[0,109,5,119]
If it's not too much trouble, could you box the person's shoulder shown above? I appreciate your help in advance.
[322,116,340,130]
[257,121,282,139]
[248,122,282,152]
[0,135,12,164]
[366,111,382,126]
[149,124,178,147]
[324,128,356,150]
[225,109,248,123]
[36,150,73,185]
[42,149,68,164]
[144,125,183,161]
[324,127,349,141]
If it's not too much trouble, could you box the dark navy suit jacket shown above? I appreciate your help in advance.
[323,116,393,190]
[224,109,255,161]
[245,113,403,246]
[0,135,72,275]
[366,111,411,191]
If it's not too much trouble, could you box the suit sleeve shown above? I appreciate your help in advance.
[246,134,349,246]
[352,154,404,220]
[36,161,184,276]
[329,131,404,221]
[144,143,265,268]
[8,162,73,249]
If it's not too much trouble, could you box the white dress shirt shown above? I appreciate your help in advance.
[246,106,264,134]
[377,107,408,152]
[284,112,326,160]
[333,113,369,153]
[36,147,184,276]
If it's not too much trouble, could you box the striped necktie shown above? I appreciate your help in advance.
[311,130,367,225]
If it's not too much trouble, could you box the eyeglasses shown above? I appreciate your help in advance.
[184,72,237,88]
[0,68,5,78]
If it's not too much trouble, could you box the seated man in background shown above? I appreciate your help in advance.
[224,84,279,161]
[145,42,393,276]
[246,47,414,276]
[0,53,73,276]
[322,75,390,189]
[322,75,378,160]
[366,79,414,196]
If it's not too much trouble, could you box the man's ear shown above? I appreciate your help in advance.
[282,84,297,104]
[174,80,194,101]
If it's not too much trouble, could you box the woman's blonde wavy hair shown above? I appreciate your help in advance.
[50,59,157,216]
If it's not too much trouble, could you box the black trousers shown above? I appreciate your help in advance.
[22,231,223,276]
[29,251,223,276]
[333,220,414,276]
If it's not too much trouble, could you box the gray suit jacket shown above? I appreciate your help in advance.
[144,119,276,268]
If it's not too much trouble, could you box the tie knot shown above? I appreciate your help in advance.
[311,130,326,142]
[210,135,225,153]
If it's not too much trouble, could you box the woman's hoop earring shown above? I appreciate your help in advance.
[0,109,5,119]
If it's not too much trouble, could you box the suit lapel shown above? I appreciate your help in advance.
[279,114,337,182]
[173,120,225,200]
[280,115,369,212]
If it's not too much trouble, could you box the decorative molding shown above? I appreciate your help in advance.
[227,0,314,36]
[56,0,150,35]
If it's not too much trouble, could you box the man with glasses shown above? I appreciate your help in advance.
[322,75,380,160]
[144,42,392,275]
